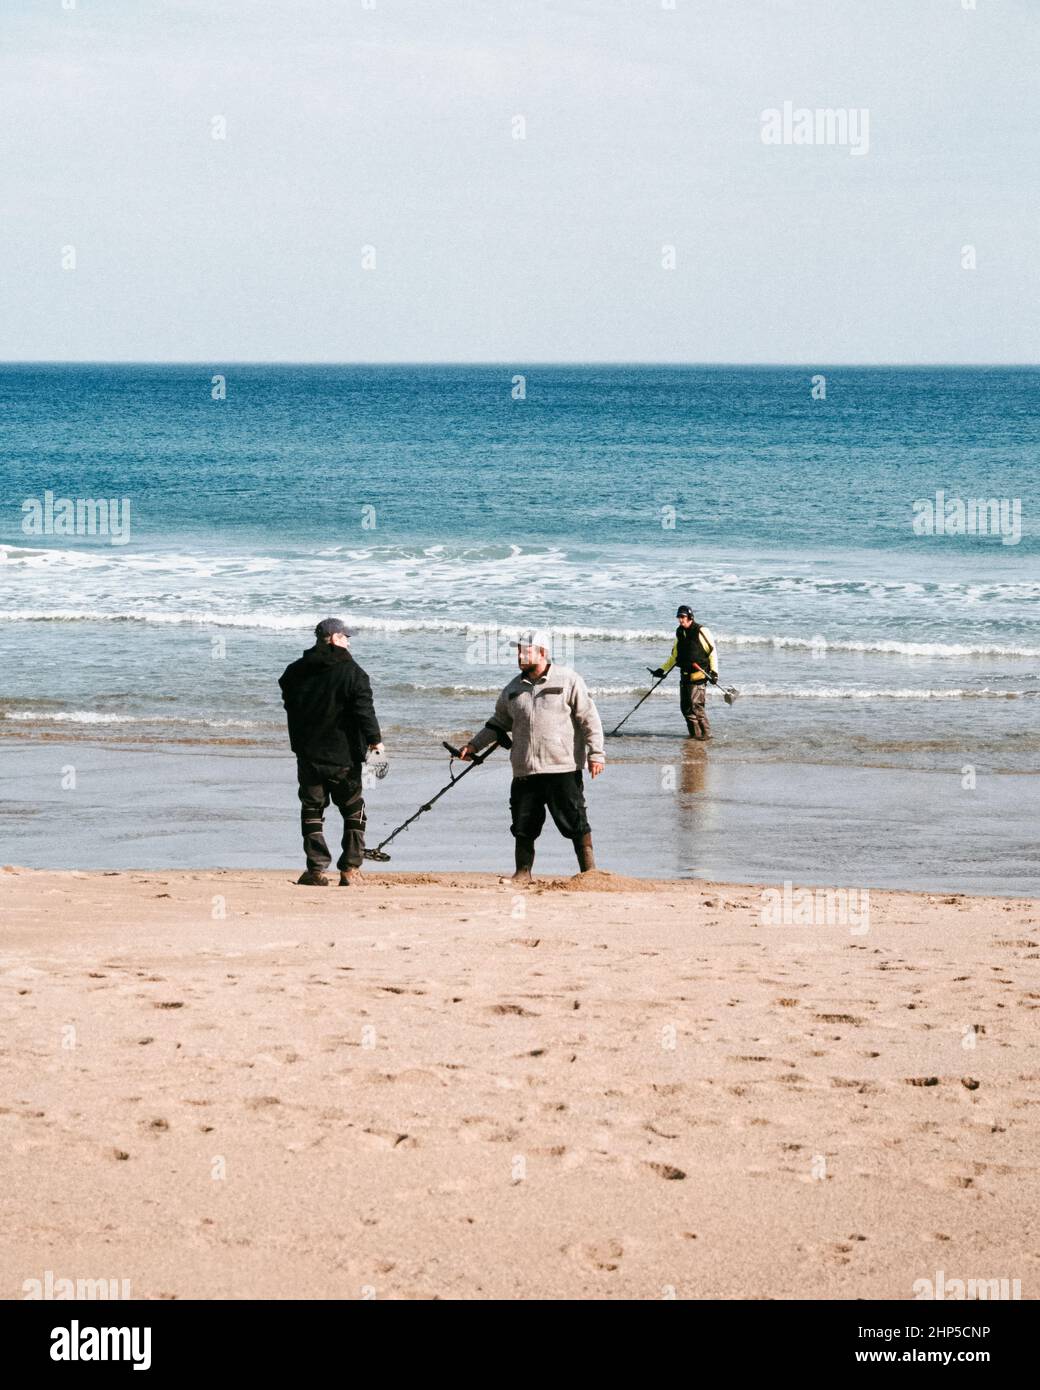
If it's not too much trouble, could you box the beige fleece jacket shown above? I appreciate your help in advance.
[468,662,606,777]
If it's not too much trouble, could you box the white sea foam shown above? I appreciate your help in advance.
[735,685,1035,701]
[722,633,1040,659]
[2,710,262,727]
[402,683,653,696]
[3,688,1030,739]
[0,544,280,576]
[1,608,1036,659]
[388,682,1037,700]
[3,540,1038,604]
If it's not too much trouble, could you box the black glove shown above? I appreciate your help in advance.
[651,668,666,679]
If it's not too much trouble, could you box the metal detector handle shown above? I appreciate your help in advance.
[442,739,502,766]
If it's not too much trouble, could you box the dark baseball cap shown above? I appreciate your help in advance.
[315,617,351,639]
[676,605,694,619]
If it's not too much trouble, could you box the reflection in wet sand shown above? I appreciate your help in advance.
[673,740,718,874]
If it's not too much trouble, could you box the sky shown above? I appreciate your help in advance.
[1,0,1037,363]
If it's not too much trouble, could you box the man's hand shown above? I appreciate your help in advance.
[458,744,474,760]
[651,668,666,679]
[589,759,605,779]
[368,742,384,756]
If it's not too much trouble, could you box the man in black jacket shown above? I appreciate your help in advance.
[279,618,383,886]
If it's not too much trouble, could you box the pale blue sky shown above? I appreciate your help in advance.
[1,0,1036,362]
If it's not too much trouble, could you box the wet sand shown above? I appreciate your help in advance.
[2,740,1038,893]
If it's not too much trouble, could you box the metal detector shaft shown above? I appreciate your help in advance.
[607,668,671,736]
[363,740,504,860]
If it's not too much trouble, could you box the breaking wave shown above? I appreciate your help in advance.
[1,608,1037,659]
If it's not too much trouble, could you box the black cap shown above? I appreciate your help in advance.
[676,605,693,619]
[315,617,350,639]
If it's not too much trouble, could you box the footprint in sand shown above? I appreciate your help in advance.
[244,1095,282,1110]
[357,1128,418,1150]
[645,1122,680,1139]
[564,1238,624,1272]
[923,1172,979,1192]
[644,1161,686,1181]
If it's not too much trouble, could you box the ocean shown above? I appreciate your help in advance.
[1,365,1037,891]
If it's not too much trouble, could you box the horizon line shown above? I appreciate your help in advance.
[1,360,1037,369]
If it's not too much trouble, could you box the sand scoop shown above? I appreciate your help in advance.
[696,665,740,705]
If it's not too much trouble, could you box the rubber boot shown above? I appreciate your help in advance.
[513,835,536,884]
[574,833,596,873]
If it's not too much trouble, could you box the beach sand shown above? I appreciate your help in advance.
[2,867,1037,1301]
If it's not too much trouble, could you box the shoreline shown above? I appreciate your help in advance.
[4,865,1040,902]
[3,741,1038,896]
[3,868,1038,1299]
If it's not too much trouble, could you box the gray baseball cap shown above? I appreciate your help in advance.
[315,617,351,639]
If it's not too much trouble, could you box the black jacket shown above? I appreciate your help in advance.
[674,623,714,674]
[278,644,381,768]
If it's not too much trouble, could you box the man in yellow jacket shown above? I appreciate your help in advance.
[651,605,718,740]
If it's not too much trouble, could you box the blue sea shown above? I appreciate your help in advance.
[1,365,1037,891]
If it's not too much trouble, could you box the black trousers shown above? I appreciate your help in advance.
[680,676,710,737]
[296,758,366,871]
[510,771,591,842]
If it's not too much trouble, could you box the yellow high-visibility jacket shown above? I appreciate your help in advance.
[660,625,718,682]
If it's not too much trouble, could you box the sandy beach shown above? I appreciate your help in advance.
[3,866,1037,1301]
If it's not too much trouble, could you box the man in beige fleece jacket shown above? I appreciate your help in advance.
[460,629,605,882]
